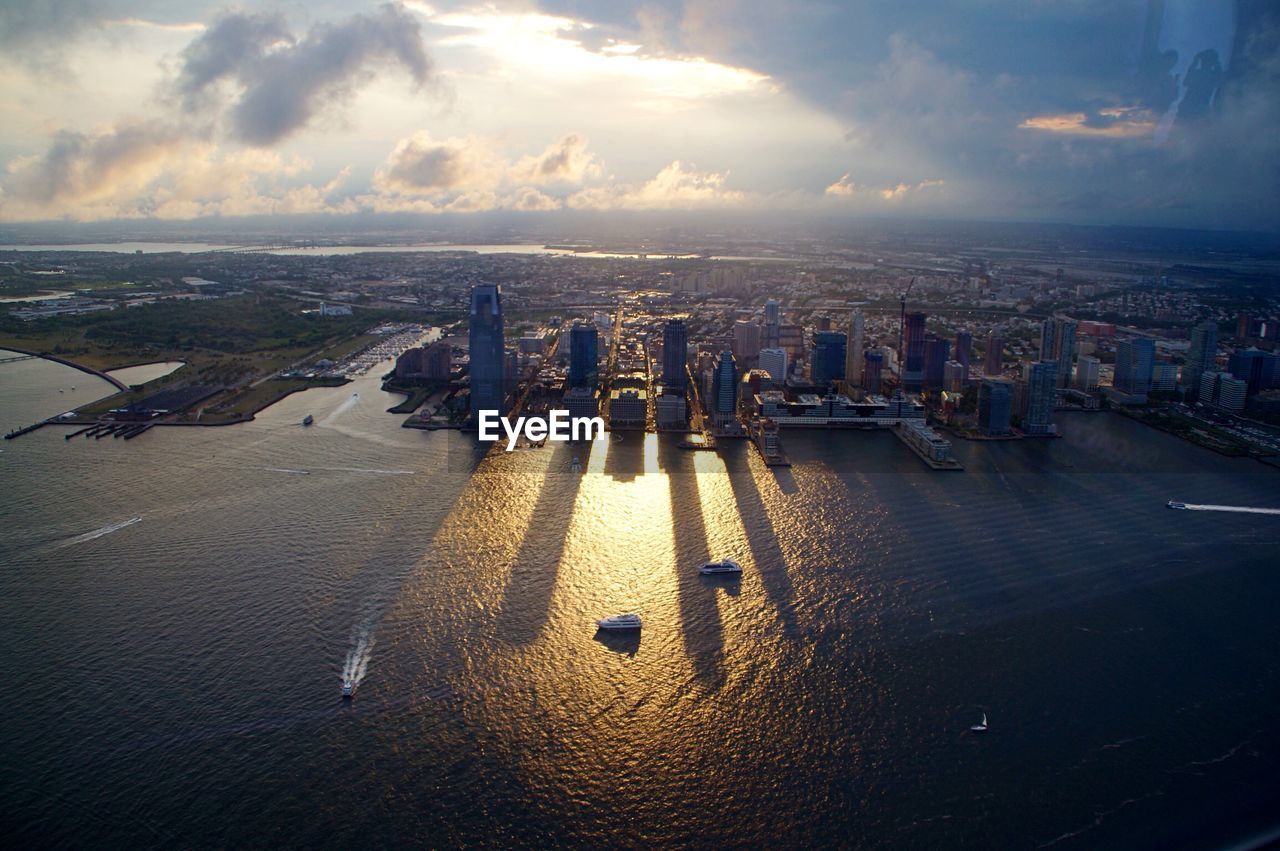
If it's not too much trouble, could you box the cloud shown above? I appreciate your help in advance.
[567,161,744,210]
[2,121,189,216]
[174,3,432,146]
[824,173,945,203]
[0,120,348,221]
[173,11,293,113]
[0,0,109,62]
[824,173,856,196]
[372,132,503,194]
[365,132,750,214]
[509,135,602,186]
[1019,108,1156,139]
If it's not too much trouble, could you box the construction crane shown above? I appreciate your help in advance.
[897,276,917,366]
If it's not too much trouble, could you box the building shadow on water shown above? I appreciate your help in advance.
[497,440,592,645]
[720,441,801,638]
[770,465,799,495]
[602,431,644,481]
[659,436,726,689]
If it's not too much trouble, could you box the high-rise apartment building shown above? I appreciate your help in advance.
[1114,338,1155,396]
[954,330,972,383]
[759,348,788,387]
[978,377,1013,435]
[662,319,689,391]
[763,299,781,349]
[903,311,927,391]
[924,337,950,390]
[811,331,846,387]
[1024,361,1057,434]
[845,310,865,387]
[984,332,1004,376]
[864,350,884,395]
[568,321,598,389]
[1181,321,1218,398]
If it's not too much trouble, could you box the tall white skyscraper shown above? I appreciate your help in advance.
[759,348,788,387]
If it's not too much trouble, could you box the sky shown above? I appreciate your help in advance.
[0,0,1276,231]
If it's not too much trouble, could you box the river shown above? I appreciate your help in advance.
[2,357,1278,848]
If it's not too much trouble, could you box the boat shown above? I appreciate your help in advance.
[341,678,354,698]
[596,613,642,631]
[1167,500,1187,510]
[302,414,314,426]
[699,559,742,575]
[970,713,988,732]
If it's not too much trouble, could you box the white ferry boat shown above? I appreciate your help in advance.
[596,613,642,631]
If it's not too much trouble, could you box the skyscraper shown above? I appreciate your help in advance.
[1150,362,1177,394]
[978,377,1013,435]
[984,332,1004,376]
[863,350,884,395]
[924,337,950,390]
[1227,348,1279,398]
[759,348,788,387]
[810,330,846,387]
[903,311,927,391]
[845,310,865,387]
[468,284,505,424]
[954,330,972,383]
[1114,338,1155,396]
[733,320,762,363]
[1039,318,1058,364]
[712,350,738,428]
[662,319,688,391]
[1181,321,1218,398]
[1024,360,1057,434]
[763,299,781,349]
[568,321,599,389]
[1075,355,1100,391]
[1040,318,1077,387]
[943,360,966,392]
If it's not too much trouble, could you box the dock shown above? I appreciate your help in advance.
[4,421,48,440]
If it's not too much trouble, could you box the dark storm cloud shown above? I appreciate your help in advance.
[0,0,112,64]
[533,0,1280,229]
[174,11,293,112]
[174,3,431,146]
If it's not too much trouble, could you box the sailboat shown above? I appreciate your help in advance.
[970,713,988,732]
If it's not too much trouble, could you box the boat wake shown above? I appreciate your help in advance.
[342,627,376,691]
[238,466,310,475]
[323,394,360,424]
[1180,503,1280,516]
[59,516,141,548]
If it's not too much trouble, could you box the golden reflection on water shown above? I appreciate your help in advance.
[386,432,890,819]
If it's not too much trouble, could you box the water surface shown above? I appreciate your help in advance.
[2,360,1278,848]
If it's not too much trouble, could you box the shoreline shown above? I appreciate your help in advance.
[0,345,129,392]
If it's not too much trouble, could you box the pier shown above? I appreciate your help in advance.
[893,421,963,471]
[4,421,48,440]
